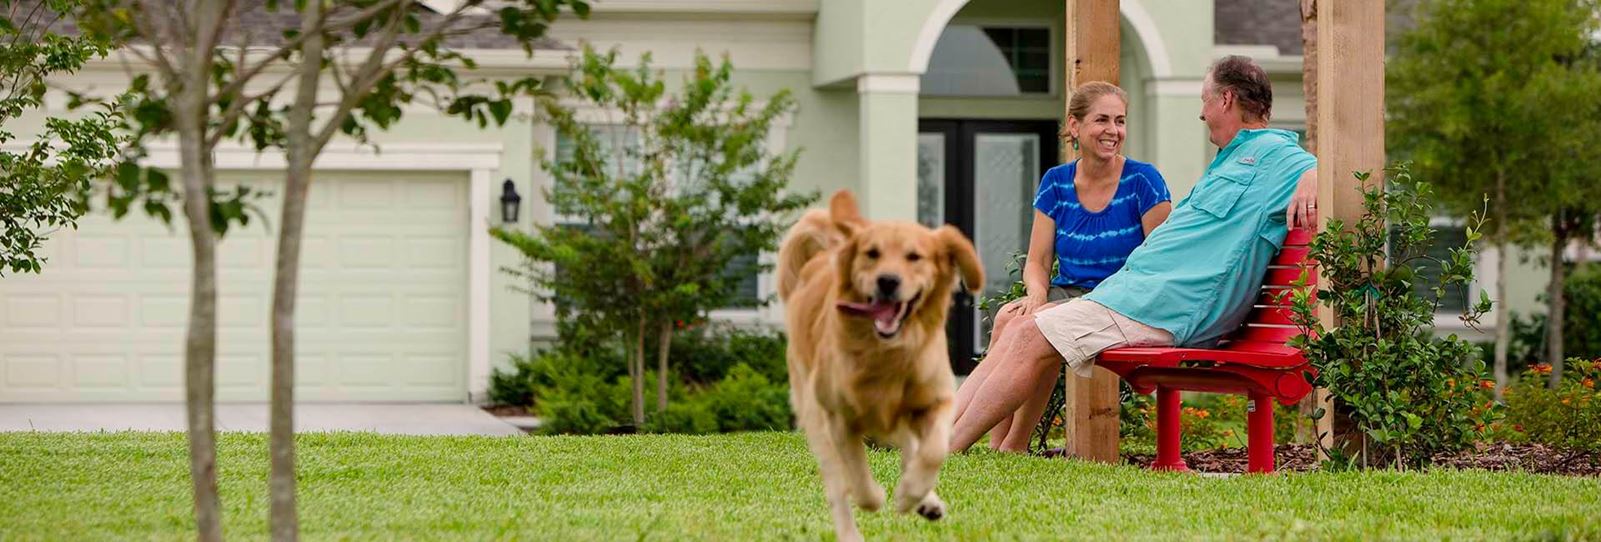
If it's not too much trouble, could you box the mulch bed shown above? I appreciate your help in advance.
[1121,444,1322,474]
[1120,442,1601,476]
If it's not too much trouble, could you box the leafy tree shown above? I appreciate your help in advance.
[0,0,120,275]
[1387,0,1601,395]
[63,1,586,539]
[493,47,812,426]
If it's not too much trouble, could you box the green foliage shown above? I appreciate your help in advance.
[491,46,813,419]
[1289,165,1500,469]
[1485,264,1601,370]
[58,0,588,238]
[644,363,791,434]
[488,323,791,435]
[1388,0,1601,240]
[669,322,787,385]
[1505,358,1601,453]
[1561,264,1601,359]
[0,0,121,274]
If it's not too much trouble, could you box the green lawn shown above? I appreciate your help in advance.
[1,432,1597,541]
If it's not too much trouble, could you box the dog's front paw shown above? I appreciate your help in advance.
[852,483,885,512]
[905,491,945,521]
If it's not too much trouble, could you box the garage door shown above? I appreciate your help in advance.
[0,170,469,402]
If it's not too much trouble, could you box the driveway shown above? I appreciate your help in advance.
[0,403,524,436]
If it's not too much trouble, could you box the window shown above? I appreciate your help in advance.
[1390,225,1470,313]
[921,25,1052,97]
[552,126,761,310]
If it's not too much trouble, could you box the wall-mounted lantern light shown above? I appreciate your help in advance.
[500,179,522,224]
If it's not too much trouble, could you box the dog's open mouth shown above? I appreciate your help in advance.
[836,291,921,338]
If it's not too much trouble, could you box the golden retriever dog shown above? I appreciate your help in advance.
[777,190,983,542]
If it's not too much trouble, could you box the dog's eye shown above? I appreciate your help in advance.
[865,248,880,259]
[906,252,922,262]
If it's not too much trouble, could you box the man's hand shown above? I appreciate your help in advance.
[1287,167,1318,230]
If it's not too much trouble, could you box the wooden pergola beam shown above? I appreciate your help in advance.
[1061,0,1122,464]
[1313,0,1385,453]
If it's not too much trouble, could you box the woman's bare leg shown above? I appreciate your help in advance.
[953,299,1023,424]
[949,315,1065,453]
[996,366,1063,452]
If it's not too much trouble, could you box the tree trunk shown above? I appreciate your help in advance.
[633,318,647,426]
[177,113,223,542]
[1548,211,1569,388]
[1493,172,1509,400]
[267,6,327,541]
[174,3,229,539]
[657,320,673,412]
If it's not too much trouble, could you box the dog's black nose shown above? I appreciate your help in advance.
[876,275,901,298]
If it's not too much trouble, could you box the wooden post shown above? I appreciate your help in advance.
[1061,0,1122,464]
[1313,0,1384,454]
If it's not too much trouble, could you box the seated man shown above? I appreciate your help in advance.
[949,55,1320,452]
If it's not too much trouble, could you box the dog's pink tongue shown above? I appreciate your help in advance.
[836,300,898,321]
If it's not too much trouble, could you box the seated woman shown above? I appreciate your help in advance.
[957,81,1172,453]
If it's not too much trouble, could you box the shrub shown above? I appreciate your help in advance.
[670,323,787,385]
[1492,263,1601,373]
[697,364,791,432]
[491,321,791,435]
[1563,265,1601,360]
[1290,166,1500,469]
[1505,358,1601,453]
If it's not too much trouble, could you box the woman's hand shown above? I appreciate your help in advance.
[1008,293,1048,317]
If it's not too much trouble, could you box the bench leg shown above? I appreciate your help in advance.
[1152,386,1188,472]
[1247,391,1275,473]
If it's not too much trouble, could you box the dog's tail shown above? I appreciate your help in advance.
[777,191,863,302]
[777,209,835,302]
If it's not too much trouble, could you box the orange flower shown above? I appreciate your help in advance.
[1446,378,1456,388]
[1475,423,1486,432]
[1514,424,1525,433]
[1583,378,1595,389]
[1561,397,1572,405]
[1480,380,1496,390]
[1532,363,1554,376]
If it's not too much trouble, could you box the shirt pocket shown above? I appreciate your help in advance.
[1259,209,1289,250]
[1191,164,1256,219]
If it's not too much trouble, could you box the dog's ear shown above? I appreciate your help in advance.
[834,234,858,295]
[829,190,865,237]
[936,225,984,296]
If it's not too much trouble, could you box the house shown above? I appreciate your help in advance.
[0,0,1548,404]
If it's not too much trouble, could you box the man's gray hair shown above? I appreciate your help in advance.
[1208,55,1272,122]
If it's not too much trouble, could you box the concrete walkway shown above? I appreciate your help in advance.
[0,403,524,436]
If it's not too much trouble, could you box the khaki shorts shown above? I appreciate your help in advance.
[1033,298,1175,378]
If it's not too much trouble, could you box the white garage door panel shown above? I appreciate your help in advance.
[0,171,469,402]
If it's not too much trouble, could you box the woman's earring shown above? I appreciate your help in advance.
[1071,138,1079,151]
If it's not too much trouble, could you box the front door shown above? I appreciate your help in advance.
[917,119,1059,375]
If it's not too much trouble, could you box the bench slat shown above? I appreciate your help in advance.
[1232,324,1301,345]
[1263,266,1315,287]
[1249,305,1296,326]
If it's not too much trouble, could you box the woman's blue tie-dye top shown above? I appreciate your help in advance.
[1031,158,1171,289]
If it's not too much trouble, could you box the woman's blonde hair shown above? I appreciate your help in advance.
[1061,81,1129,144]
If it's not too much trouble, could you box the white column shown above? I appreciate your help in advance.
[857,73,921,221]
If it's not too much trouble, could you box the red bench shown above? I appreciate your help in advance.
[1096,228,1317,473]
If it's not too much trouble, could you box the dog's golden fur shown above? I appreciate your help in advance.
[778,190,983,542]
